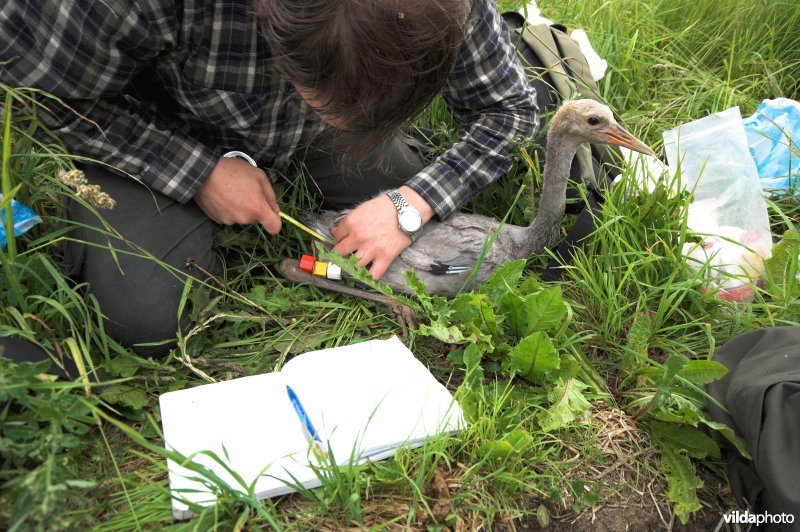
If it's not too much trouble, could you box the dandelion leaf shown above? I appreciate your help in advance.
[764,228,800,301]
[523,287,565,334]
[505,331,559,382]
[656,443,703,524]
[479,428,533,460]
[538,378,590,432]
[650,421,720,460]
[677,359,728,385]
[478,258,526,300]
[100,384,149,409]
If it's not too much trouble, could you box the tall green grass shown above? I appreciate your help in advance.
[540,0,800,139]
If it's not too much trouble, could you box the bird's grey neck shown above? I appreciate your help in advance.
[518,132,582,257]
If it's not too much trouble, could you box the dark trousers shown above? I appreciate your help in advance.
[707,327,800,527]
[53,130,428,358]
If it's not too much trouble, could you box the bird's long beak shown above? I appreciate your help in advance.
[602,123,656,156]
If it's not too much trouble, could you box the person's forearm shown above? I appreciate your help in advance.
[407,0,538,220]
[397,185,435,224]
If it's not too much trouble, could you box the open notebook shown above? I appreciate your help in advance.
[159,336,464,519]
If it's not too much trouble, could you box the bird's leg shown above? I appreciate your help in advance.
[277,258,417,341]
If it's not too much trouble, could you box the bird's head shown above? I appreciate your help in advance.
[548,99,655,156]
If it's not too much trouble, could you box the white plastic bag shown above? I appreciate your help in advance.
[663,107,773,301]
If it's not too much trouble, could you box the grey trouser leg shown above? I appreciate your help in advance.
[0,337,78,380]
[63,165,220,358]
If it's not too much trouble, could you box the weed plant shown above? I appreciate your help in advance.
[3,0,800,529]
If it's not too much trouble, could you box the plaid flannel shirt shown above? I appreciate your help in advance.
[1,0,537,219]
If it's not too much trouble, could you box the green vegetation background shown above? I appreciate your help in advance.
[2,0,799,529]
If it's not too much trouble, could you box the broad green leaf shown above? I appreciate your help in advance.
[523,287,566,334]
[244,284,268,303]
[506,331,560,382]
[457,344,484,422]
[404,270,436,314]
[479,428,532,460]
[517,276,541,295]
[100,384,149,409]
[763,228,800,302]
[538,378,590,432]
[698,418,751,458]
[649,421,720,460]
[446,347,465,365]
[503,428,534,451]
[650,400,703,425]
[417,323,468,344]
[622,313,651,370]
[320,247,409,305]
[106,353,148,378]
[499,292,527,339]
[463,343,483,373]
[677,360,728,385]
[449,293,480,322]
[479,440,515,460]
[479,259,526,300]
[655,443,703,524]
[474,295,501,338]
[662,354,689,386]
[450,293,500,340]
[485,341,511,363]
[1,358,51,379]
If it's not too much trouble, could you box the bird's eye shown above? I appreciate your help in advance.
[587,116,601,126]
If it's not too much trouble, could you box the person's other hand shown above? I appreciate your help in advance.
[332,186,433,280]
[194,157,282,234]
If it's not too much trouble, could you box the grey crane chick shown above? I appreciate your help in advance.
[282,99,655,297]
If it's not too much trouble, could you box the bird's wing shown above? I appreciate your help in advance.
[395,214,498,273]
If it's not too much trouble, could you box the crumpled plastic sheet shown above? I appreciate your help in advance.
[743,97,800,191]
[0,194,42,249]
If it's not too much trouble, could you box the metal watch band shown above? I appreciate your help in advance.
[388,190,409,211]
[386,189,421,241]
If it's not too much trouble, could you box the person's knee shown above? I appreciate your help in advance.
[90,262,189,357]
[63,164,220,357]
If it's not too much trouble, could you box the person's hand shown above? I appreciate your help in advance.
[332,186,434,280]
[193,157,282,234]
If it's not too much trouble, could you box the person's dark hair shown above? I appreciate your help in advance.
[255,0,472,163]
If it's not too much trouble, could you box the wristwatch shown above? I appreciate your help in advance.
[386,189,423,242]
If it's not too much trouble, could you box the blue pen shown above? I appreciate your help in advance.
[286,385,328,457]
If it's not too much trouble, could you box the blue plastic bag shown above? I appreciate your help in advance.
[0,194,42,249]
[743,98,800,191]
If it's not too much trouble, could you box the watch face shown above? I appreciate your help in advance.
[399,210,423,233]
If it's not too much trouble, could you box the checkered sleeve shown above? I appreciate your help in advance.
[405,0,539,220]
[0,1,216,203]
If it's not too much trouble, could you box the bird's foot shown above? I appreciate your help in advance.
[386,301,418,343]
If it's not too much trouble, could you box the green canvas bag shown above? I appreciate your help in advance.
[502,12,622,279]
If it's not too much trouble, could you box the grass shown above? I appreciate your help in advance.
[3,0,800,529]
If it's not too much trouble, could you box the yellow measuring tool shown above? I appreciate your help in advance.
[279,211,332,244]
